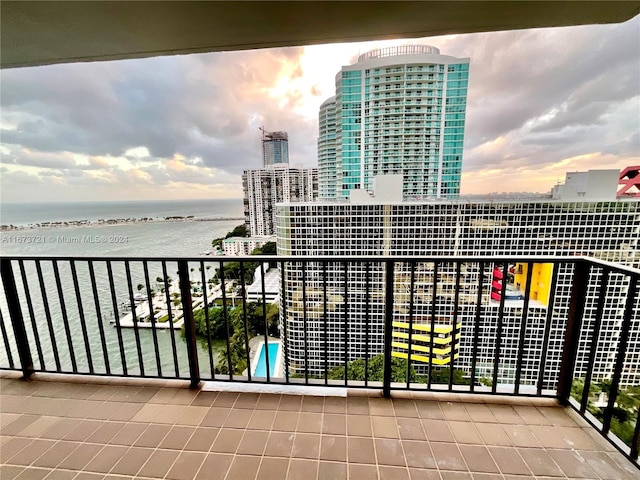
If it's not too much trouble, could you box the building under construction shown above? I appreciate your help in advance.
[261,128,289,167]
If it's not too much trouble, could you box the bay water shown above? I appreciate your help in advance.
[0,198,246,378]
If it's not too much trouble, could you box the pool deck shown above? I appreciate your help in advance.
[1,372,637,480]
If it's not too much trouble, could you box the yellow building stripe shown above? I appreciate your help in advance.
[392,351,459,364]
[393,321,462,334]
[392,331,461,343]
[391,341,455,355]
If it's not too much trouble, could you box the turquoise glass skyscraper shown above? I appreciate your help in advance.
[318,45,469,200]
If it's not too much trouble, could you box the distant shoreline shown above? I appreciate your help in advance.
[1,216,245,232]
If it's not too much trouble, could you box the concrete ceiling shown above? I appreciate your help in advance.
[2,1,639,69]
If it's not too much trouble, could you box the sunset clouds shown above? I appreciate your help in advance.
[1,16,638,202]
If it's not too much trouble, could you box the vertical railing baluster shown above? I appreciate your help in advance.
[107,260,128,376]
[161,262,180,377]
[602,276,637,434]
[18,260,44,369]
[178,260,200,388]
[631,404,640,460]
[407,261,416,389]
[219,260,233,380]
[125,261,145,376]
[0,309,16,369]
[143,261,162,377]
[323,261,328,385]
[557,261,591,405]
[280,260,289,384]
[343,261,348,387]
[238,261,250,381]
[491,261,508,393]
[537,264,559,395]
[203,261,216,380]
[0,259,31,377]
[428,262,438,389]
[88,261,110,375]
[580,268,609,413]
[70,260,94,374]
[449,261,461,391]
[52,260,77,373]
[514,262,534,394]
[301,262,308,384]
[364,262,370,388]
[383,260,395,398]
[470,261,484,392]
[260,262,270,383]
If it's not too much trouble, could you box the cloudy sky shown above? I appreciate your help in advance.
[1,15,638,203]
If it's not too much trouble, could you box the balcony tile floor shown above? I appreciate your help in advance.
[1,373,638,480]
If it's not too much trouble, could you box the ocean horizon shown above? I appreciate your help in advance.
[1,198,244,227]
[0,198,246,257]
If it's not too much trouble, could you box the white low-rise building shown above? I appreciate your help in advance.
[222,236,275,256]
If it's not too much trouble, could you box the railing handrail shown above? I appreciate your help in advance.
[2,254,637,276]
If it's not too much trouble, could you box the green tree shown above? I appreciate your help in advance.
[212,224,249,248]
[260,241,277,255]
[326,354,417,383]
[430,367,469,385]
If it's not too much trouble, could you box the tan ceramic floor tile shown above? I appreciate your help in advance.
[375,438,407,466]
[291,432,320,459]
[257,456,290,480]
[6,438,56,466]
[348,436,376,464]
[154,404,188,424]
[397,417,427,440]
[402,440,437,469]
[379,465,411,480]
[430,442,468,472]
[211,428,244,454]
[176,405,209,426]
[264,431,295,457]
[138,449,180,478]
[236,429,269,455]
[421,419,454,442]
[287,458,318,480]
[319,435,347,462]
[131,404,163,423]
[347,414,372,436]
[247,409,276,430]
[372,415,400,438]
[165,451,206,480]
[296,411,323,433]
[194,453,233,480]
[184,427,219,451]
[225,454,261,480]
[134,424,171,448]
[349,463,379,479]
[109,446,155,476]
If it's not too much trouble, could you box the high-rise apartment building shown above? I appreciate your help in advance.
[318,45,469,200]
[261,129,289,167]
[318,96,337,199]
[243,164,317,236]
[276,178,640,387]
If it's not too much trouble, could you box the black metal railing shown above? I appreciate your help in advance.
[0,255,638,463]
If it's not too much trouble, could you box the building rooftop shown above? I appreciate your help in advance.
[357,45,441,62]
[2,372,638,480]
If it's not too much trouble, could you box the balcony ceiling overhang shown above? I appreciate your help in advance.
[2,1,639,69]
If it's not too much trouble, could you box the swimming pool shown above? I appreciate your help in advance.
[253,341,280,377]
